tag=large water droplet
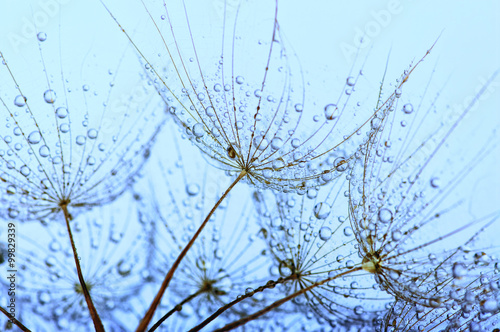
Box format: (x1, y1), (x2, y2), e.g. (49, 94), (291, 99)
(271, 137), (283, 150)
(313, 202), (331, 220)
(452, 262), (467, 279)
(186, 183), (200, 196)
(56, 107), (68, 118)
(37, 32), (47, 42)
(28, 131), (41, 144)
(192, 123), (205, 137)
(39, 145), (50, 157)
(76, 135), (86, 145)
(319, 227), (332, 241)
(402, 103), (413, 114)
(44, 89), (56, 103)
(14, 95), (26, 107)
(235, 76), (245, 84)
(324, 104), (338, 120)
(87, 129), (98, 139)
(378, 208), (393, 223)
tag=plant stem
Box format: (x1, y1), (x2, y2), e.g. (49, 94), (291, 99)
(189, 275), (297, 332)
(61, 205), (105, 332)
(213, 267), (363, 332)
(136, 170), (247, 332)
(149, 290), (204, 332)
(0, 306), (31, 331)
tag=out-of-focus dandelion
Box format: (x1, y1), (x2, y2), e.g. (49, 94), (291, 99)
(0, 193), (149, 331)
(0, 16), (165, 330)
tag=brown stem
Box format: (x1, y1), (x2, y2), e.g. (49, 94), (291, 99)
(214, 267), (363, 332)
(0, 306), (31, 331)
(189, 275), (297, 332)
(149, 290), (204, 332)
(136, 170), (247, 332)
(61, 204), (105, 332)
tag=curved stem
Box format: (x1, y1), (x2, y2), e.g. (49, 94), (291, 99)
(0, 306), (31, 332)
(189, 274), (297, 332)
(214, 267), (363, 332)
(62, 205), (105, 332)
(136, 170), (247, 332)
(149, 290), (204, 332)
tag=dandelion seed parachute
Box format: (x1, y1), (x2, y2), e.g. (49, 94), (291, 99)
(254, 179), (393, 329)
(378, 265), (500, 332)
(0, 17), (166, 222)
(103, 0), (418, 193)
(348, 68), (500, 312)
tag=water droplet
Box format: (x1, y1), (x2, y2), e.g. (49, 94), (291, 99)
(186, 183), (200, 196)
(452, 262), (467, 279)
(395, 88), (402, 98)
(38, 291), (51, 304)
(294, 103), (303, 112)
(402, 103), (413, 114)
(319, 227), (332, 241)
(430, 177), (440, 188)
(271, 217), (282, 228)
(197, 92), (205, 101)
(324, 104), (338, 120)
(76, 135), (86, 145)
(118, 261), (132, 276)
(313, 202), (331, 219)
(236, 76), (244, 84)
(192, 123), (205, 137)
(87, 129), (98, 139)
(20, 165), (30, 177)
(56, 107), (68, 118)
(59, 123), (69, 133)
(8, 207), (19, 219)
(354, 305), (364, 315)
(391, 230), (402, 241)
(43, 89), (56, 103)
(28, 131), (42, 144)
(14, 95), (26, 107)
(213, 84), (222, 92)
(205, 106), (215, 117)
(371, 117), (382, 130)
(346, 76), (355, 86)
(343, 226), (352, 236)
(378, 208), (393, 223)
(481, 298), (498, 312)
(345, 260), (355, 269)
(39, 145), (50, 157)
(272, 158), (285, 171)
(271, 137), (283, 150)
(37, 32), (47, 42)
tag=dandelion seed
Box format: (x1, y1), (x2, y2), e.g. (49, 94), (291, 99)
(253, 179), (392, 327)
(102, 0), (424, 193)
(348, 69), (500, 309)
